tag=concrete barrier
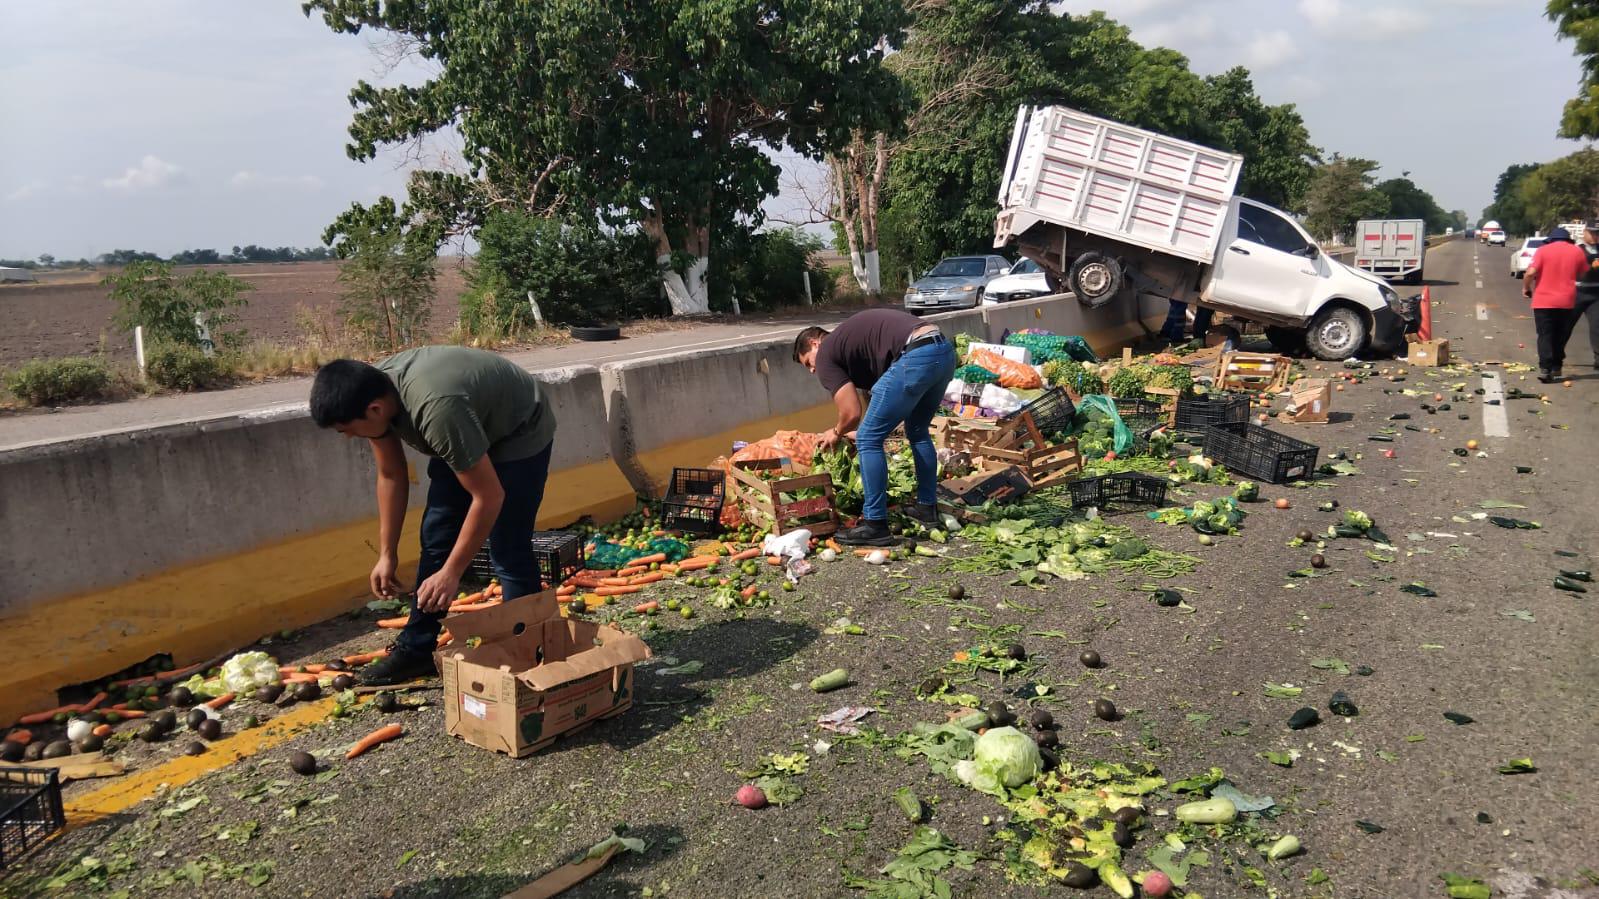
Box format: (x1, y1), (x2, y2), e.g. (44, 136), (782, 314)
(0, 292), (1166, 724)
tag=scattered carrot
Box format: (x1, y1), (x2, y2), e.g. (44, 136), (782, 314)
(455, 591), (486, 605)
(204, 692), (236, 710)
(342, 649), (389, 666)
(110, 703), (130, 711)
(4, 730), (33, 746)
(109, 660), (207, 689)
(79, 692), (108, 712)
(674, 556), (717, 572)
(630, 552), (668, 567)
(826, 539), (842, 553)
(853, 548), (878, 557)
(304, 664), (329, 674)
(766, 555), (783, 565)
(627, 571), (666, 586)
(615, 566), (647, 579)
(594, 585), (643, 597)
(18, 705), (80, 725)
(376, 617), (409, 629)
(111, 709), (147, 720)
(568, 578), (607, 590)
(345, 723), (404, 759)
(91, 724), (114, 739)
(599, 576), (634, 587)
(281, 672), (320, 683)
(953, 651), (971, 662)
(659, 563), (679, 575)
(632, 600), (660, 614)
(556, 585), (577, 597)
(651, 529), (667, 537)
(728, 547), (763, 562)
(740, 584), (759, 599)
(448, 600), (501, 613)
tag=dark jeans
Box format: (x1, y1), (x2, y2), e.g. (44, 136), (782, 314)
(1161, 301), (1213, 342)
(1574, 290), (1599, 363)
(856, 339), (958, 521)
(1534, 308), (1576, 374)
(395, 443), (553, 654)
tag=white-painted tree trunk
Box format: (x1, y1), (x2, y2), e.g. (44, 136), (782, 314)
(658, 253), (710, 315)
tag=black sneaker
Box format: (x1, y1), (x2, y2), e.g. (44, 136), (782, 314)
(357, 648), (437, 687)
(906, 503), (940, 526)
(1538, 369), (1555, 384)
(836, 520), (898, 547)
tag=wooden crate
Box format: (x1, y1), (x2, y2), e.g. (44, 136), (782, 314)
(727, 459), (840, 536)
(931, 417), (1004, 454)
(965, 411), (1085, 489)
(1214, 352), (1292, 393)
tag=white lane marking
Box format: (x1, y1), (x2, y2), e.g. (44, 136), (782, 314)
(1476, 303), (1489, 320)
(1476, 279), (1484, 289)
(1482, 372), (1509, 438)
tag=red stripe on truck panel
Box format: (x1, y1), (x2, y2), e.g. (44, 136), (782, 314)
(1364, 235), (1382, 240)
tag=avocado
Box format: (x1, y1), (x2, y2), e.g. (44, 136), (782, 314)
(325, 659), (350, 672)
(331, 674), (355, 691)
(1310, 553), (1327, 569)
(1006, 642), (1027, 661)
(289, 750), (318, 776)
(74, 735), (105, 754)
(1079, 650), (1102, 669)
(138, 724), (164, 743)
(1288, 707), (1321, 730)
(947, 584), (965, 601)
(22, 741), (46, 761)
(1329, 691), (1358, 717)
(1062, 862), (1098, 888)
(1093, 698), (1118, 721)
(197, 719), (222, 741)
(0, 741), (23, 763)
(1112, 805), (1143, 826)
(185, 709), (208, 731)
(294, 682), (322, 702)
(41, 740), (72, 759)
(918, 677), (945, 696)
(1296, 529), (1315, 542)
(1029, 709), (1054, 730)
(986, 701), (1015, 727)
(183, 741), (206, 756)
(1153, 589), (1181, 607)
(1035, 729), (1059, 749)
(1112, 822), (1134, 848)
(255, 683), (284, 704)
(168, 686), (194, 707)
(375, 692), (400, 714)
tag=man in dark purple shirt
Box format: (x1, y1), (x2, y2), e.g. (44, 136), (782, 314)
(793, 309), (958, 545)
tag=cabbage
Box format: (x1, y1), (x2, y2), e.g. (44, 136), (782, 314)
(218, 651), (281, 694)
(1342, 509), (1373, 532)
(1038, 546), (1087, 581)
(1234, 481), (1259, 502)
(956, 727), (1042, 796)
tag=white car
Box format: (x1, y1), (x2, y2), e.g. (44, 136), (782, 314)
(981, 258), (1054, 304)
(1487, 231), (1507, 246)
(1511, 236), (1546, 278)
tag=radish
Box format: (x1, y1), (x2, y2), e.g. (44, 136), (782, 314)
(734, 784), (768, 809)
(1141, 870), (1173, 897)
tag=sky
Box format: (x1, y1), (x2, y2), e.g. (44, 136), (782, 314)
(0, 0), (1590, 260)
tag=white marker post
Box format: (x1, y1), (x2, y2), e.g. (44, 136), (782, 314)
(526, 291), (545, 327)
(134, 326), (147, 381)
(803, 270), (813, 306)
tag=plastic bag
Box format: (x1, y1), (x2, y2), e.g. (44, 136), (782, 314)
(1075, 394), (1136, 454)
(943, 378), (968, 404)
(979, 383), (1024, 415)
(968, 349), (1042, 389)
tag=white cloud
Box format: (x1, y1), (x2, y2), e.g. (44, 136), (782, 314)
(1298, 0), (1427, 40)
(102, 155), (183, 192)
(229, 170), (324, 191)
(1138, 13), (1218, 50)
(4, 181), (48, 203)
(1243, 31), (1298, 71)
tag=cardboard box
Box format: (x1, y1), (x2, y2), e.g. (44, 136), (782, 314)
(1407, 338), (1450, 367)
(1283, 378), (1331, 424)
(437, 591), (651, 757)
(967, 341), (1031, 365)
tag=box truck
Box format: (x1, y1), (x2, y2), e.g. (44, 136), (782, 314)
(993, 105), (1410, 360)
(1353, 219), (1426, 284)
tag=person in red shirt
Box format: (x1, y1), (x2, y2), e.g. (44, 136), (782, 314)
(1523, 226), (1587, 382)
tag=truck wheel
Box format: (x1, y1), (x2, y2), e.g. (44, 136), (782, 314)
(1305, 306), (1368, 361)
(1068, 252), (1124, 308)
(1265, 326), (1308, 356)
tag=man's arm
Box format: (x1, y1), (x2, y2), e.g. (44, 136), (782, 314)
(820, 383), (864, 448)
(414, 455), (505, 612)
(1524, 266), (1538, 298)
(369, 432), (410, 598)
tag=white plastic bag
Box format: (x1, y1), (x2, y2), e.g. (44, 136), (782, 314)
(943, 378), (968, 404)
(762, 528), (812, 561)
(980, 384), (1024, 415)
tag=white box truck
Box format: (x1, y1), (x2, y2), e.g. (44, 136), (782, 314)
(993, 105), (1411, 360)
(1353, 219), (1426, 284)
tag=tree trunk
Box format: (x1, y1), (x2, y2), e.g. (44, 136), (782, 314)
(644, 214), (711, 315)
(829, 133), (886, 297)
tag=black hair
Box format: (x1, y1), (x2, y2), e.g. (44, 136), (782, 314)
(793, 326), (830, 363)
(309, 359), (393, 427)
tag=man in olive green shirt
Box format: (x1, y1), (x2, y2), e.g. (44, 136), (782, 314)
(310, 346), (557, 685)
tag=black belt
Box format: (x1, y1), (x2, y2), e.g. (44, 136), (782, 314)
(904, 332), (947, 353)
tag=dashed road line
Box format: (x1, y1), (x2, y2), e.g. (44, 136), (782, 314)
(1476, 303), (1489, 320)
(1476, 279), (1484, 289)
(1481, 372), (1510, 438)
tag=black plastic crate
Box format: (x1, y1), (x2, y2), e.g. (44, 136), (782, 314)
(467, 530), (586, 589)
(1203, 422), (1320, 484)
(0, 767), (63, 869)
(1003, 387), (1076, 438)
(661, 467), (726, 536)
(1067, 473), (1169, 513)
(1113, 397), (1166, 437)
(1175, 392), (1250, 433)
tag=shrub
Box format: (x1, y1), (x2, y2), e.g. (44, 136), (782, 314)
(712, 227), (834, 312)
(102, 260), (252, 349)
(145, 343), (231, 391)
(5, 357), (114, 406)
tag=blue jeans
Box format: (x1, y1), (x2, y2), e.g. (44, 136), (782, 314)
(1162, 301), (1213, 341)
(855, 340), (958, 521)
(395, 444), (553, 654)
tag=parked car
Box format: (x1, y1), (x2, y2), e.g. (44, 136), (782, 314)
(993, 105), (1412, 360)
(981, 258), (1055, 304)
(903, 255), (1012, 312)
(1487, 230), (1506, 246)
(1511, 236), (1546, 278)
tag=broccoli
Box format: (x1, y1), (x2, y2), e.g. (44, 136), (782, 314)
(1234, 481), (1260, 502)
(1109, 538), (1150, 560)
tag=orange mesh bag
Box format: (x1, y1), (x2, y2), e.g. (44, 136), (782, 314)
(968, 349), (1042, 389)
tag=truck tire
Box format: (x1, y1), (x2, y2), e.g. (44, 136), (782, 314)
(1068, 252), (1124, 308)
(1265, 326), (1308, 356)
(1305, 306), (1368, 361)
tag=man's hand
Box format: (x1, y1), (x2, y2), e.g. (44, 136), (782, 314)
(369, 555), (406, 599)
(819, 427), (841, 449)
(414, 569), (462, 613)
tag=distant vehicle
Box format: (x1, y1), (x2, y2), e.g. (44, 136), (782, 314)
(1557, 221), (1586, 235)
(1487, 231), (1507, 246)
(981, 257), (1054, 304)
(903, 254), (1012, 312)
(993, 104), (1410, 360)
(1352, 219), (1426, 284)
(1446, 227), (1455, 236)
(1511, 236), (1546, 278)
(1479, 220), (1503, 244)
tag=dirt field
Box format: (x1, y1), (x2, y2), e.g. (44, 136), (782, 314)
(0, 261), (471, 370)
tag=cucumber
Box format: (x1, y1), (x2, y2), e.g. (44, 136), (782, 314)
(1267, 834), (1301, 860)
(1175, 797), (1237, 824)
(1099, 861), (1134, 899)
(893, 786), (924, 823)
(1554, 576), (1588, 593)
(1559, 569), (1593, 583)
(950, 709), (989, 731)
(808, 668), (849, 692)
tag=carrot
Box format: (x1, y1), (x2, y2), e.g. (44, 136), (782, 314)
(281, 672), (320, 683)
(18, 705), (80, 725)
(91, 724), (114, 739)
(345, 723), (404, 759)
(600, 576), (634, 587)
(627, 571), (666, 586)
(659, 563), (679, 575)
(595, 585), (643, 597)
(567, 577), (607, 589)
(556, 585), (577, 597)
(740, 584), (759, 599)
(110, 709), (146, 720)
(342, 649), (389, 666)
(651, 529), (667, 537)
(853, 548), (878, 557)
(826, 539), (842, 553)
(79, 692), (108, 712)
(4, 730), (33, 745)
(304, 664), (329, 674)
(455, 591), (486, 605)
(376, 617), (409, 629)
(448, 600), (500, 613)
(632, 600), (660, 614)
(110, 660), (207, 689)
(674, 556), (717, 572)
(110, 703), (130, 711)
(615, 566), (647, 579)
(766, 555), (783, 565)
(204, 692), (235, 710)
(728, 547), (763, 562)
(630, 553), (668, 567)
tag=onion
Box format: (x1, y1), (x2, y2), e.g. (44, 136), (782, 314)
(66, 719), (94, 743)
(864, 550), (890, 565)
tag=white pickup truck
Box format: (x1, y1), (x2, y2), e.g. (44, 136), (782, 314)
(993, 105), (1411, 360)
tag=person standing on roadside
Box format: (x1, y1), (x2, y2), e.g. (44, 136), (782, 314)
(793, 309), (957, 546)
(1522, 227), (1587, 383)
(1573, 223), (1599, 369)
(309, 346), (557, 686)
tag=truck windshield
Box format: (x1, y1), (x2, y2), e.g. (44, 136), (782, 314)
(1236, 205), (1311, 256)
(928, 258), (986, 277)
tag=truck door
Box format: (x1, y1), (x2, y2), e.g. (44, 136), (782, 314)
(1211, 201), (1322, 319)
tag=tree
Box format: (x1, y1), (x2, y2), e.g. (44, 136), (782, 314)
(332, 198), (439, 351)
(102, 261), (252, 348)
(1374, 177), (1452, 233)
(305, 0), (908, 316)
(37, 254), (54, 267)
(1516, 148), (1599, 227)
(1483, 162), (1542, 234)
(1302, 155), (1389, 243)
(1547, 0), (1599, 138)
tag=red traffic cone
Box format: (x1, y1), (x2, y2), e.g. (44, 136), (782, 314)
(1418, 286), (1432, 341)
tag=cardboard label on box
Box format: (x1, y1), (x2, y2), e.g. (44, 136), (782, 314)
(1285, 378), (1331, 424)
(967, 341), (1031, 365)
(1407, 338), (1450, 367)
(436, 590), (651, 757)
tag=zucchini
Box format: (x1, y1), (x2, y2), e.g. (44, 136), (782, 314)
(1559, 569), (1593, 583)
(1267, 834), (1301, 860)
(1175, 797), (1237, 824)
(808, 668), (849, 692)
(1553, 576), (1588, 594)
(950, 709), (989, 731)
(1099, 862), (1134, 899)
(893, 786), (924, 823)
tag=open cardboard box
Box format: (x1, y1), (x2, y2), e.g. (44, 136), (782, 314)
(436, 590), (651, 757)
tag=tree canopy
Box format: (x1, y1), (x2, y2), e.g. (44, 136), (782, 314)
(1547, 0), (1599, 139)
(1303, 155), (1390, 243)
